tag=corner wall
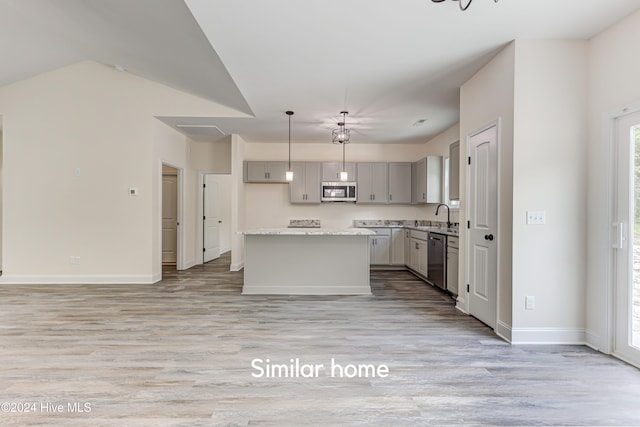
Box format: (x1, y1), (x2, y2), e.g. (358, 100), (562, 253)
(587, 9), (640, 352)
(0, 60), (244, 283)
(511, 40), (588, 343)
(459, 42), (515, 335)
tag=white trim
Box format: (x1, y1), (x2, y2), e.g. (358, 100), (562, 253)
(465, 119), (500, 331)
(510, 328), (586, 345)
(160, 161), (185, 271)
(455, 297), (468, 314)
(0, 275), (158, 284)
(183, 258), (197, 270)
(198, 171), (232, 266)
(242, 285), (371, 295)
(496, 320), (512, 342)
(584, 330), (603, 353)
(230, 261), (244, 272)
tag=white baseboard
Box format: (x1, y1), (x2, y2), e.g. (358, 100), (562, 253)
(510, 327), (586, 345)
(0, 274), (157, 285)
(455, 297), (468, 314)
(182, 259), (197, 270)
(230, 261), (244, 271)
(496, 320), (512, 342)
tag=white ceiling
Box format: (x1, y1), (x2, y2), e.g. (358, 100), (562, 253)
(2, 0), (640, 144)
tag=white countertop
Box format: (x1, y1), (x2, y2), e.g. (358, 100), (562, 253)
(241, 228), (376, 236)
(360, 224), (459, 236)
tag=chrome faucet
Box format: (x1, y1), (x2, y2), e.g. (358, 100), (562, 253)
(435, 203), (452, 229)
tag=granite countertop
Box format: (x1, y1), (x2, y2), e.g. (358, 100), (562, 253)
(241, 228), (376, 236)
(353, 220), (459, 236)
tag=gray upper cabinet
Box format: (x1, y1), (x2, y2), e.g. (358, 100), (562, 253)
(244, 161), (288, 183)
(449, 141), (460, 201)
(357, 163), (388, 203)
(290, 162), (321, 204)
(413, 156), (443, 204)
(388, 163), (412, 204)
(321, 162), (357, 182)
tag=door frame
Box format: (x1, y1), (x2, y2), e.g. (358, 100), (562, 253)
(160, 161), (184, 271)
(197, 172), (230, 265)
(464, 118), (501, 333)
(611, 107), (640, 367)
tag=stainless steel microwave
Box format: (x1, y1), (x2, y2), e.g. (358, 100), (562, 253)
(321, 182), (357, 202)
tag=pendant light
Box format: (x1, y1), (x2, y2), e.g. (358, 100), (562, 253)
(332, 111), (351, 144)
(332, 111), (351, 181)
(285, 110), (294, 181)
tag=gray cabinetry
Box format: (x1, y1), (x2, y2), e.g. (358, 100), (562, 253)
(447, 236), (459, 296)
(404, 229), (412, 266)
(244, 161), (288, 183)
(391, 228), (405, 265)
(409, 230), (429, 277)
(357, 163), (388, 203)
(290, 162), (321, 203)
(369, 228), (391, 265)
(322, 162), (357, 182)
(413, 156), (443, 204)
(388, 163), (412, 204)
(449, 141), (460, 201)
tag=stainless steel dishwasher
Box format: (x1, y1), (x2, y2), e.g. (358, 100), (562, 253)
(427, 232), (446, 290)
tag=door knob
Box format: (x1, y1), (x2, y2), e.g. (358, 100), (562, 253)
(484, 234), (494, 241)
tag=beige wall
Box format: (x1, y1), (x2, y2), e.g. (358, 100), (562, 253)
(231, 134), (247, 270)
(587, 9), (640, 352)
(0, 60), (243, 283)
(459, 42), (515, 334)
(0, 130), (3, 269)
(512, 40), (588, 339)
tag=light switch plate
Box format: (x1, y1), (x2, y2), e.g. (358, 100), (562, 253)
(525, 296), (536, 310)
(526, 211), (546, 225)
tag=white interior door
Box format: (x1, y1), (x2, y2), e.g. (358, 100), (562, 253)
(614, 111), (640, 368)
(162, 174), (178, 264)
(467, 124), (498, 329)
(203, 174), (221, 263)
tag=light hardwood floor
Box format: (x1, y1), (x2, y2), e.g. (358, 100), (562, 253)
(1, 253), (640, 426)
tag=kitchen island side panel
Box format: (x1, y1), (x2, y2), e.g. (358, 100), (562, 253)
(243, 234), (371, 295)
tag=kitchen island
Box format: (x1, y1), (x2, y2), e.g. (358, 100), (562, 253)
(241, 228), (375, 295)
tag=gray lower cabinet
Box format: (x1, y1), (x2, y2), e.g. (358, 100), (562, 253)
(289, 162), (321, 203)
(447, 236), (459, 296)
(409, 230), (429, 277)
(322, 162), (357, 182)
(357, 163), (388, 203)
(413, 156), (443, 204)
(404, 229), (412, 266)
(391, 228), (405, 265)
(370, 228), (391, 265)
(244, 161), (288, 183)
(388, 163), (412, 204)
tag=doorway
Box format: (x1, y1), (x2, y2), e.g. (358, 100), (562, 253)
(199, 173), (232, 265)
(613, 111), (640, 368)
(467, 122), (499, 330)
(162, 164), (180, 267)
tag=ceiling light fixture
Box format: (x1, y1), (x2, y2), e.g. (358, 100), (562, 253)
(332, 111), (351, 181)
(285, 111), (294, 182)
(431, 0), (498, 12)
(332, 111), (351, 144)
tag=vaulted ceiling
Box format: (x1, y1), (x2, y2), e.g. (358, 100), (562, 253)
(1, 0), (640, 143)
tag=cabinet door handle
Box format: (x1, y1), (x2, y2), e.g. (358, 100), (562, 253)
(415, 243), (419, 250)
(389, 194), (392, 201)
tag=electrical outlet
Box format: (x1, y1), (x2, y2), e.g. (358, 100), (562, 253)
(526, 211), (546, 225)
(525, 296), (536, 310)
(70, 256), (81, 265)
